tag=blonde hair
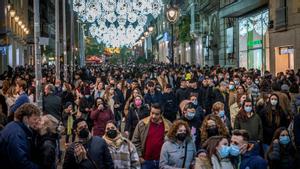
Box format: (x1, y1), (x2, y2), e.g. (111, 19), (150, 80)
(212, 101), (224, 113)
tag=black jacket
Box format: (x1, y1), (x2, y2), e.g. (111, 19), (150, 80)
(125, 104), (149, 140)
(162, 92), (178, 122)
(63, 136), (114, 169)
(43, 93), (62, 120)
(33, 133), (58, 169)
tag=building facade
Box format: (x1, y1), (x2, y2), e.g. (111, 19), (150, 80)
(269, 0), (300, 74)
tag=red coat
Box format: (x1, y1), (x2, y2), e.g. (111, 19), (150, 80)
(90, 107), (114, 136)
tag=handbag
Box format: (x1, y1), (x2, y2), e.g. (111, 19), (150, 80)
(182, 141), (188, 168)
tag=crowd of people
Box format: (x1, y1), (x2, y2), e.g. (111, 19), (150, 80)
(0, 63), (300, 169)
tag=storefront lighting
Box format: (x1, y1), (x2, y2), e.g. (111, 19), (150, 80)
(21, 24), (25, 29)
(166, 5), (180, 24)
(144, 31), (149, 37)
(25, 30), (29, 34)
(10, 9), (16, 17)
(18, 21), (22, 26)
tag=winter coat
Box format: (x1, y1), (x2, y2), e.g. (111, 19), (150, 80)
(0, 121), (39, 169)
(175, 88), (189, 106)
(159, 138), (196, 169)
(273, 91), (291, 117)
(161, 92), (178, 122)
(61, 91), (75, 107)
(33, 133), (58, 169)
(43, 93), (62, 120)
(267, 142), (296, 169)
(144, 91), (163, 105)
(63, 136), (114, 169)
(132, 116), (172, 157)
(199, 86), (214, 115)
(230, 102), (240, 129)
(90, 107), (114, 136)
(125, 104), (149, 140)
(291, 94), (300, 116)
(211, 154), (234, 169)
(258, 106), (288, 144)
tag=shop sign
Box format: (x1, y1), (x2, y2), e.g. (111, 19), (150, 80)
(247, 40), (262, 47)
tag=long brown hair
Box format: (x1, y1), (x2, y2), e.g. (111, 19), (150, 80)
(237, 97), (253, 122)
(202, 136), (228, 163)
(167, 120), (191, 141)
(264, 93), (282, 127)
(200, 114), (229, 143)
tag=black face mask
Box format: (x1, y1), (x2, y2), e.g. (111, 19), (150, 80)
(79, 128), (89, 139)
(106, 129), (118, 139)
(207, 128), (219, 137)
(176, 133), (187, 141)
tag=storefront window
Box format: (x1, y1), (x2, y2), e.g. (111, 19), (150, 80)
(238, 10), (269, 71)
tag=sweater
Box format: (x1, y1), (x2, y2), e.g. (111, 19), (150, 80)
(234, 113), (263, 141)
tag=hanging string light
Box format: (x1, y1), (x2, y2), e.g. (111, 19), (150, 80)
(73, 0), (163, 47)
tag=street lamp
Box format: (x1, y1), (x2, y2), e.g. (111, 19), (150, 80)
(10, 9), (16, 17)
(166, 4), (180, 65)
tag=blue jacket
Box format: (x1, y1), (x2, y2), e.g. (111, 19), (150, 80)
(10, 92), (29, 113)
(0, 121), (39, 169)
(236, 143), (267, 169)
(144, 91), (163, 105)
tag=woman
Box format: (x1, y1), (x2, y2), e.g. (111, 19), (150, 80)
(201, 136), (234, 169)
(266, 127), (296, 169)
(93, 81), (105, 99)
(159, 120), (196, 169)
(230, 94), (247, 128)
(5, 86), (18, 113)
(90, 97), (114, 136)
(125, 95), (149, 139)
(259, 94), (288, 144)
(234, 98), (263, 142)
(103, 121), (140, 169)
(211, 102), (231, 130)
(228, 81), (237, 107)
(200, 114), (229, 144)
(124, 88), (142, 117)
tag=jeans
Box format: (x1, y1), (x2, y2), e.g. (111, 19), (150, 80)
(141, 160), (160, 169)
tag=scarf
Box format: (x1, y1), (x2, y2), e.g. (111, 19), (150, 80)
(103, 134), (123, 149)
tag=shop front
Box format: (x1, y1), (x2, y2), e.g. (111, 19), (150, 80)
(238, 10), (269, 72)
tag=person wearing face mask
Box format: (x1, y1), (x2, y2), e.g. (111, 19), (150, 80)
(63, 118), (114, 169)
(230, 94), (247, 129)
(230, 129), (267, 169)
(266, 127), (296, 169)
(234, 98), (263, 142)
(213, 81), (230, 118)
(199, 136), (234, 169)
(258, 94), (288, 145)
(90, 98), (114, 137)
(189, 93), (205, 120)
(181, 102), (202, 151)
(200, 114), (229, 144)
(125, 95), (149, 140)
(159, 120), (196, 169)
(0, 103), (41, 169)
(61, 83), (75, 108)
(103, 121), (140, 169)
(212, 102), (231, 131)
(228, 81), (237, 107)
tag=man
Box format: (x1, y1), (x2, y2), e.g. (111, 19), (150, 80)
(9, 80), (29, 121)
(0, 103), (41, 169)
(213, 81), (230, 117)
(230, 129), (267, 169)
(161, 84), (178, 122)
(43, 84), (62, 120)
(144, 81), (163, 106)
(175, 79), (189, 105)
(63, 118), (114, 169)
(132, 103), (172, 169)
(198, 77), (214, 115)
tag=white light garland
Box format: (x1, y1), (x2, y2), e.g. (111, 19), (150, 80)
(73, 0), (163, 47)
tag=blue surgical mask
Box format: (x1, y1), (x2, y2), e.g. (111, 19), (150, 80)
(192, 100), (198, 106)
(244, 106), (252, 113)
(218, 145), (230, 158)
(229, 84), (235, 90)
(186, 112), (195, 120)
(279, 136), (290, 145)
(218, 110), (225, 118)
(229, 145), (240, 156)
